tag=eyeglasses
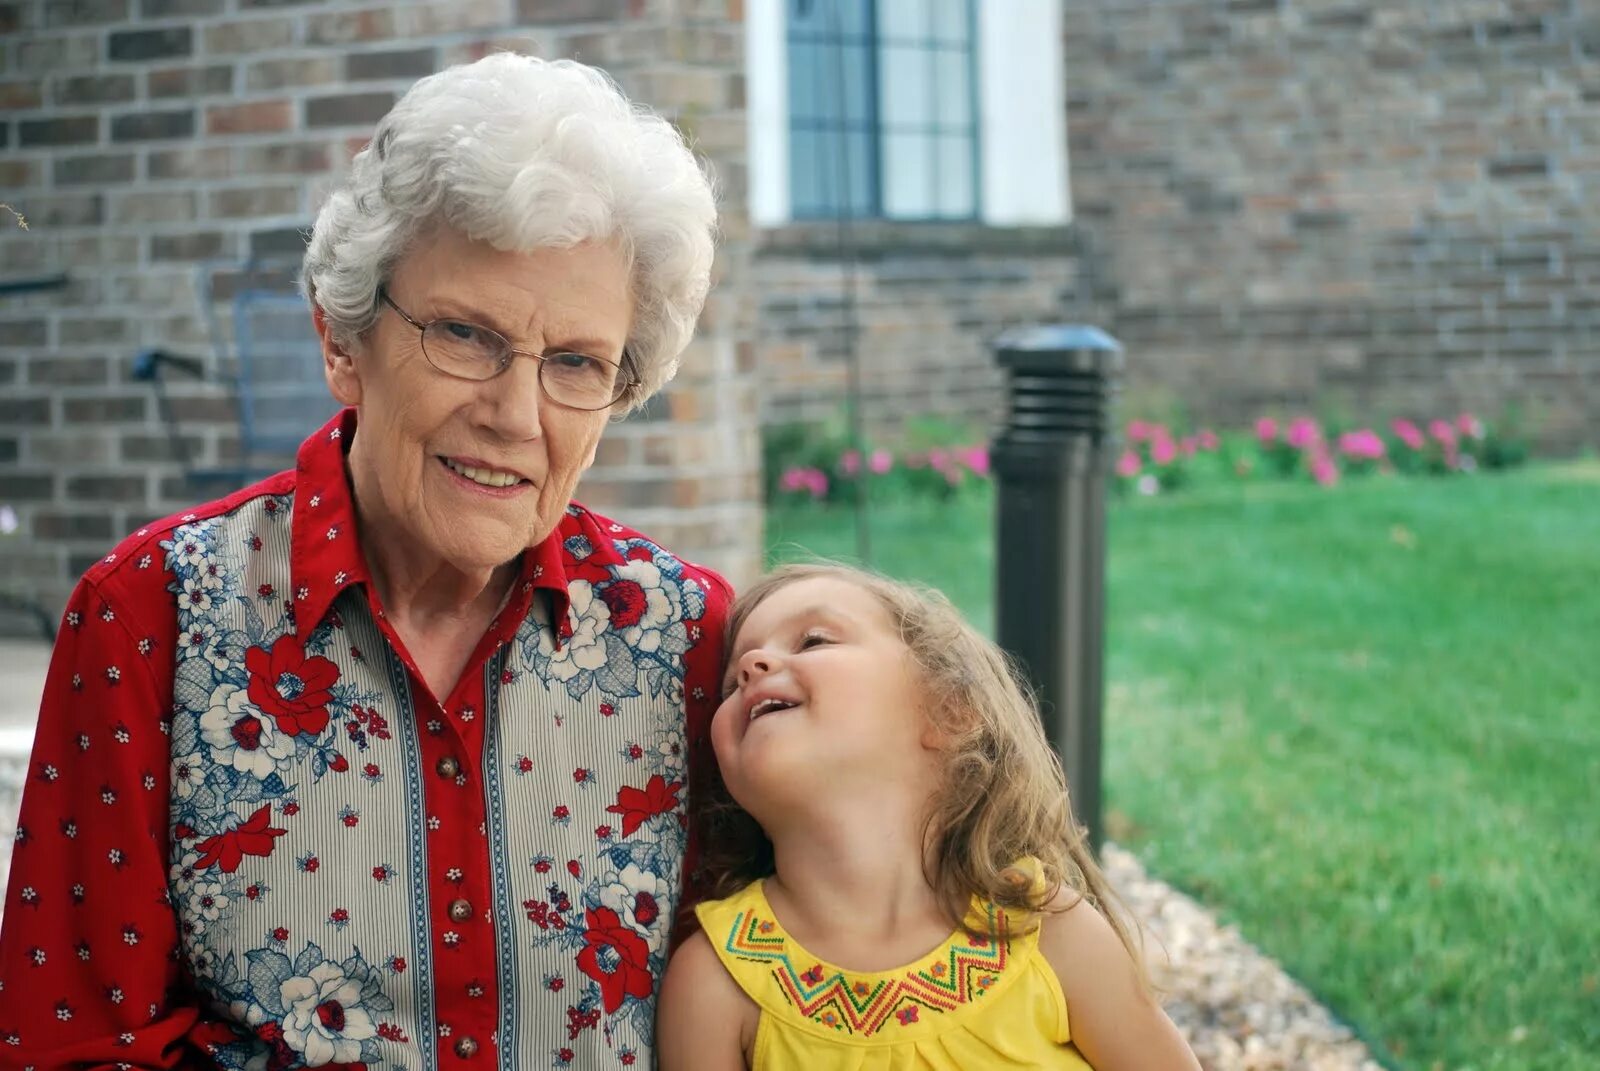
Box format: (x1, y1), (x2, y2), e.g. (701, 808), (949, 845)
(378, 288), (635, 412)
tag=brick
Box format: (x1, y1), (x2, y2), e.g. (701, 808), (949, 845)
(206, 100), (293, 135)
(250, 226), (310, 257)
(61, 317), (135, 345)
(120, 432), (204, 463)
(53, 74), (137, 105)
(44, 0), (128, 26)
(19, 115), (98, 148)
(245, 56), (342, 92)
(517, 0), (626, 22)
(147, 145), (232, 181)
(13, 194), (105, 227)
(33, 512), (115, 542)
(304, 91), (395, 128)
(109, 26), (193, 62)
(0, 397), (51, 425)
(305, 7), (394, 45)
(53, 153), (137, 186)
(27, 356), (109, 387)
(232, 140), (333, 176)
(240, 0), (320, 6)
(112, 189), (198, 224)
(1487, 154), (1549, 179)
(165, 395), (237, 422)
(0, 440), (18, 464)
(148, 64), (235, 98)
(18, 35), (101, 73)
(151, 231), (226, 260)
(111, 109), (196, 142)
(345, 47), (437, 81)
(0, 320), (48, 347)
(0, 80), (43, 110)
(63, 396), (147, 423)
(208, 186), (300, 218)
(140, 0), (224, 12)
(203, 17), (295, 55)
(2, 475), (54, 502)
(27, 434), (115, 465)
(66, 474), (147, 504)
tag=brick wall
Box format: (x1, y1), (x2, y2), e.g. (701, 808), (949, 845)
(752, 223), (1082, 436)
(1065, 0), (1600, 445)
(0, 0), (761, 633)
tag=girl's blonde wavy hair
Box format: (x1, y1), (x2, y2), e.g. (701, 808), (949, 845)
(691, 561), (1147, 981)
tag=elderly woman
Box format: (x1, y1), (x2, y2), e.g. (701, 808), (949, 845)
(0, 55), (728, 1068)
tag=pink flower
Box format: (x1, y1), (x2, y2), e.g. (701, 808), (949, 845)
(1310, 452), (1340, 487)
(1198, 430), (1220, 451)
(1391, 419), (1425, 450)
(1428, 419), (1457, 448)
(839, 450), (861, 476)
(927, 448), (949, 472)
(1150, 436), (1178, 466)
(957, 446), (990, 477)
(1337, 429), (1386, 461)
(1286, 417), (1321, 450)
(1180, 436), (1198, 457)
(1456, 412), (1485, 439)
(1115, 450), (1142, 478)
(868, 449), (892, 475)
(1256, 417), (1279, 444)
(1126, 420), (1154, 443)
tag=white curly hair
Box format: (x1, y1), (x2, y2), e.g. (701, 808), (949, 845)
(302, 53), (718, 409)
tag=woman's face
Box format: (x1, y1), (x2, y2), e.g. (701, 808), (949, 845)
(320, 227), (633, 574)
(711, 576), (939, 823)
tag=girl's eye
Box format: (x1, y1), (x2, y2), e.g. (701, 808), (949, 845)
(797, 632), (829, 651)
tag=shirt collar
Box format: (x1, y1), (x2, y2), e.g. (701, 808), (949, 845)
(288, 407), (599, 646)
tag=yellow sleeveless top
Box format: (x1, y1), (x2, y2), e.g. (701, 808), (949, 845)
(694, 878), (1093, 1070)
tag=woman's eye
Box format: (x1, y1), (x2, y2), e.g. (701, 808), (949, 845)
(441, 321), (485, 343)
(798, 632), (829, 650)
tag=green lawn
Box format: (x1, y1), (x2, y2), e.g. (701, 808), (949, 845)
(765, 464), (1600, 1071)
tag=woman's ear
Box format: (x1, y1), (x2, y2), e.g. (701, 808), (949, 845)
(313, 303), (363, 407)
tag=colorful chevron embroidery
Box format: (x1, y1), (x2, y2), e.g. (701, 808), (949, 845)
(721, 900), (1011, 1037)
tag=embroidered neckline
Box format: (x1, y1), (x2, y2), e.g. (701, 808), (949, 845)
(720, 880), (1018, 1040)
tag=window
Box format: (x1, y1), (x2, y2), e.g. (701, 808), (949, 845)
(749, 0), (1070, 228)
(785, 0), (980, 221)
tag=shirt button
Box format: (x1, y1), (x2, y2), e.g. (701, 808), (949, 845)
(448, 898), (473, 922)
(454, 1036), (479, 1059)
(436, 756), (460, 779)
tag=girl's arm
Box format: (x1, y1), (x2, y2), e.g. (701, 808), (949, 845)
(1038, 892), (1203, 1071)
(657, 928), (758, 1071)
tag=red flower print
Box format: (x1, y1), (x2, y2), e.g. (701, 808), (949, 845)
(801, 964), (825, 986)
(567, 860), (582, 879)
(194, 806), (287, 873)
(174, 822), (197, 841)
(621, 1053), (637, 1066)
(595, 825), (612, 840)
(600, 703), (616, 717)
(576, 908), (653, 1014)
(282, 802), (300, 817)
(389, 956), (406, 974)
(896, 1006), (920, 1026)
(534, 858), (553, 874)
(258, 583), (274, 598)
(516, 756), (534, 774)
(599, 580), (648, 629)
(605, 774), (683, 837)
(245, 635), (340, 737)
(566, 1003), (601, 1039)
(328, 753), (349, 773)
(271, 927), (289, 942)
(548, 975), (565, 991)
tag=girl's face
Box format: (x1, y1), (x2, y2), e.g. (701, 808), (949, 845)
(712, 576), (941, 822)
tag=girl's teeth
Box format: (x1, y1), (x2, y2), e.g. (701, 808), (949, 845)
(446, 459), (520, 487)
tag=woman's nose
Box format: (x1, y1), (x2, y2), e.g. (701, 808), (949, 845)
(479, 357), (545, 441)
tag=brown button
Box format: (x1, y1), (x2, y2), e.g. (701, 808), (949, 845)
(448, 898), (473, 922)
(454, 1036), (479, 1059)
(435, 756), (460, 779)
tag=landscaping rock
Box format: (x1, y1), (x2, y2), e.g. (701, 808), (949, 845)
(1104, 843), (1385, 1071)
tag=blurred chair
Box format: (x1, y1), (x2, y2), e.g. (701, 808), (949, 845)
(133, 262), (337, 486)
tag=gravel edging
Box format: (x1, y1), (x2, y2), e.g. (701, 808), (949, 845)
(1103, 843), (1386, 1071)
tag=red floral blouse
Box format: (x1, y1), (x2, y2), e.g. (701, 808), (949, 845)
(0, 408), (730, 1070)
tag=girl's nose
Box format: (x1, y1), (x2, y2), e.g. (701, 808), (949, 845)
(737, 649), (774, 686)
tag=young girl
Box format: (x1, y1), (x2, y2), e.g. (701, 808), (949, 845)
(658, 563), (1200, 1070)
